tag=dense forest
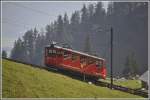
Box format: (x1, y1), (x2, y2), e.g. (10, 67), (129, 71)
(10, 2), (148, 77)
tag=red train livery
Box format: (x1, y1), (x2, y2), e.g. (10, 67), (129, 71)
(44, 43), (107, 79)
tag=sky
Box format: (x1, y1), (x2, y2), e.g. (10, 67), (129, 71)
(2, 1), (109, 57)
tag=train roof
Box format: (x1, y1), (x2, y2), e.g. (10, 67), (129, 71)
(45, 45), (105, 61)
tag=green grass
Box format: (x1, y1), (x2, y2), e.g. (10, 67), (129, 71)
(99, 78), (142, 89)
(2, 59), (143, 98)
(114, 80), (141, 89)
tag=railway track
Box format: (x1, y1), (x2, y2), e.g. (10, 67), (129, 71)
(94, 80), (148, 98)
(2, 58), (148, 98)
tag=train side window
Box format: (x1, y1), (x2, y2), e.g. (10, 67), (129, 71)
(72, 54), (78, 61)
(80, 56), (86, 63)
(96, 60), (103, 68)
(88, 58), (95, 65)
(57, 51), (63, 56)
(57, 51), (60, 55)
(63, 51), (70, 58)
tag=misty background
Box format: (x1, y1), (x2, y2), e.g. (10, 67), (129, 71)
(2, 1), (108, 56)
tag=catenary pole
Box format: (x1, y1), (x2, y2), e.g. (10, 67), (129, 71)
(110, 27), (113, 89)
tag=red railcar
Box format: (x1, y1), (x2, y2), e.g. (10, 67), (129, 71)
(44, 44), (107, 79)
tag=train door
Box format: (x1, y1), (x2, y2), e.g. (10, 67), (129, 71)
(71, 53), (80, 68)
(80, 56), (87, 69)
(82, 57), (96, 75)
(56, 49), (63, 65)
(62, 50), (72, 65)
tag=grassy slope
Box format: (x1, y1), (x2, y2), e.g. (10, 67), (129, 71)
(2, 59), (142, 98)
(114, 80), (141, 89)
(99, 79), (142, 89)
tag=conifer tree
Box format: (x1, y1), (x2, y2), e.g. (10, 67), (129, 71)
(2, 50), (7, 58)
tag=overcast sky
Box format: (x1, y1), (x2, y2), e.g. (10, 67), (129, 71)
(2, 1), (109, 57)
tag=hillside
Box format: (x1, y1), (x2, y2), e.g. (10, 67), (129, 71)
(2, 59), (143, 98)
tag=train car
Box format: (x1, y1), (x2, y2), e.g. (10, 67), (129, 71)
(44, 43), (107, 80)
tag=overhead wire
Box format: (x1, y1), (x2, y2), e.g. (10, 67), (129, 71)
(2, 18), (31, 29)
(2, 3), (54, 31)
(7, 2), (52, 17)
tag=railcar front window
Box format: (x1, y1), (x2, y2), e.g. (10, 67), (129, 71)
(52, 50), (56, 54)
(49, 50), (52, 54)
(47, 49), (56, 57)
(47, 49), (52, 56)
